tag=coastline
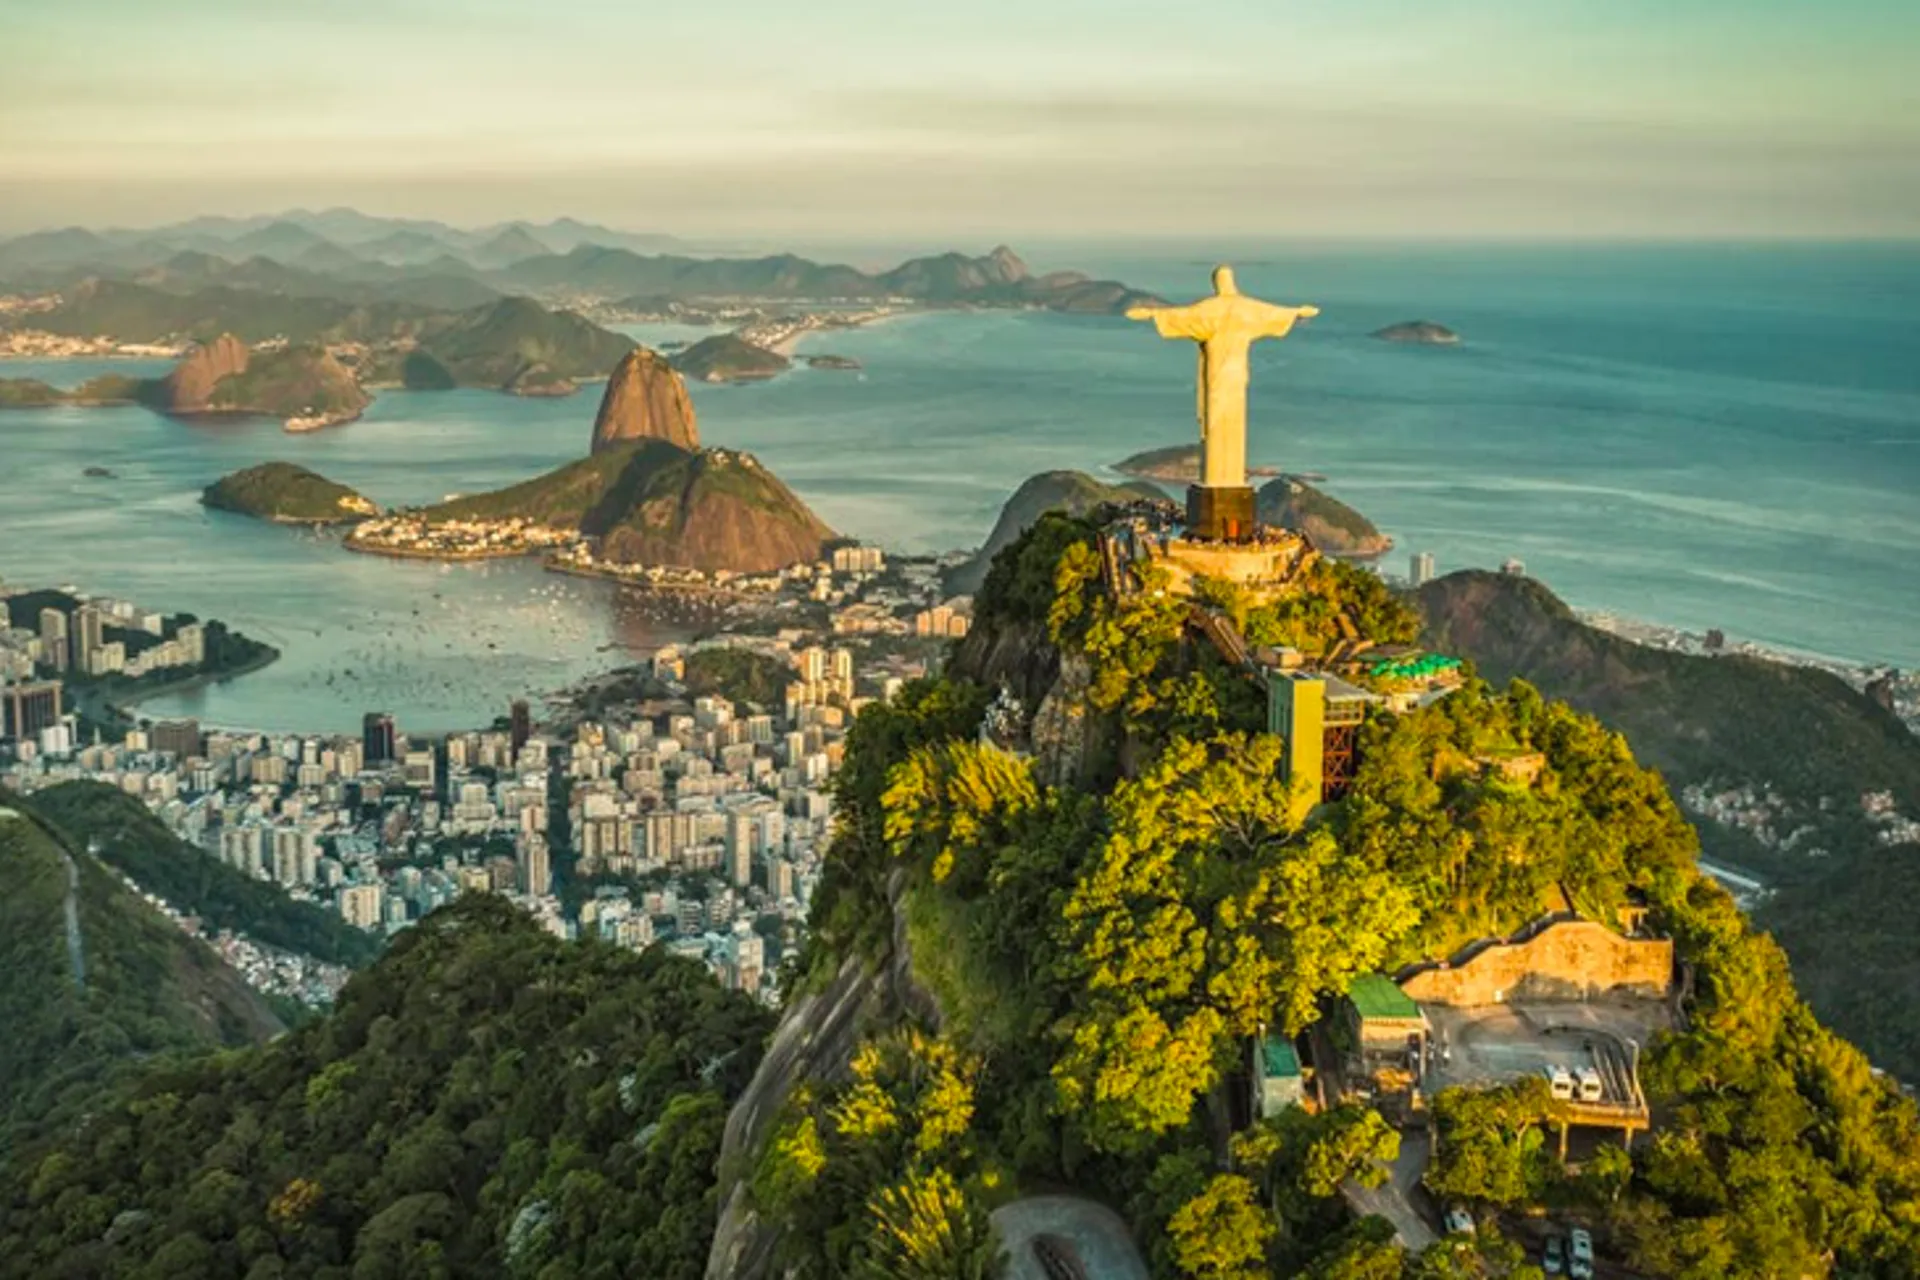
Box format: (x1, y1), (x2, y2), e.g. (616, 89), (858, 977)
(341, 539), (537, 563)
(759, 307), (904, 358)
(88, 646), (284, 719)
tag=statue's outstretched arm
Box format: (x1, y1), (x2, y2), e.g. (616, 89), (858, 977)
(1257, 303), (1319, 339)
(1128, 303), (1211, 340)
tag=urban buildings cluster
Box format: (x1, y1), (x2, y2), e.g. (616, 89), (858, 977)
(1, 581), (214, 754)
(0, 611), (911, 1006)
(345, 515), (583, 560)
(0, 329), (182, 359)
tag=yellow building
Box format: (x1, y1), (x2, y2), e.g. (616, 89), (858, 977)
(1268, 669), (1379, 809)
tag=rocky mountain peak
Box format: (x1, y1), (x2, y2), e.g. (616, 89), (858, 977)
(986, 245), (1029, 283)
(158, 333), (250, 411)
(590, 347), (698, 454)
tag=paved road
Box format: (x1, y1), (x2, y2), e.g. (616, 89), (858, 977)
(993, 1196), (1150, 1280)
(1343, 1129), (1437, 1251)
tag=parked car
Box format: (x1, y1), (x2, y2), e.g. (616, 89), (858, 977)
(1032, 1234), (1088, 1280)
(1569, 1226), (1595, 1279)
(1576, 1065), (1604, 1102)
(1544, 1064), (1575, 1101)
(1543, 1234), (1567, 1275)
(1443, 1205), (1475, 1236)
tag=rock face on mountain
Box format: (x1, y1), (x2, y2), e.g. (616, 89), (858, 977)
(209, 346), (369, 426)
(157, 332), (250, 411)
(1256, 475), (1392, 559)
(946, 470), (1166, 596)
(591, 347), (699, 453)
(151, 336), (368, 426)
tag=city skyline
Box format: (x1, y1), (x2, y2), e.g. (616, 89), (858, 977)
(5, 0), (1917, 240)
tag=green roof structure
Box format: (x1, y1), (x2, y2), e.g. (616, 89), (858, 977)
(1348, 972), (1421, 1022)
(1262, 1036), (1303, 1079)
(1367, 652), (1465, 682)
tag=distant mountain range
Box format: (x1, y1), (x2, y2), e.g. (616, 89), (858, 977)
(0, 209), (686, 279)
(0, 212), (1158, 318)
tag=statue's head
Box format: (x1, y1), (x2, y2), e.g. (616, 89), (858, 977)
(1212, 264), (1239, 295)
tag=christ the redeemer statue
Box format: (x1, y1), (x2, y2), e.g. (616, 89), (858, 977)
(1128, 265), (1318, 542)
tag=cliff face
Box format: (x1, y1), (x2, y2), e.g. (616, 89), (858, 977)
(590, 347), (699, 453)
(707, 873), (942, 1279)
(207, 345), (370, 424)
(157, 332), (250, 411)
(594, 448), (833, 575)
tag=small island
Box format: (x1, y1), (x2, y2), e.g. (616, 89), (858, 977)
(202, 462), (379, 525)
(1113, 443), (1279, 483)
(671, 333), (792, 384)
(1372, 319), (1461, 346)
(805, 354), (862, 371)
(0, 374), (144, 408)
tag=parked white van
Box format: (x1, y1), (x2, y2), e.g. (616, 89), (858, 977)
(1543, 1065), (1575, 1101)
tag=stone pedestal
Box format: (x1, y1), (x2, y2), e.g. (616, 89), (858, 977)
(1186, 484), (1256, 543)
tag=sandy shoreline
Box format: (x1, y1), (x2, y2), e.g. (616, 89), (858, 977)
(761, 307), (906, 357)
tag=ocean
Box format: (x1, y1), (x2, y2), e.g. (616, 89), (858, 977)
(1, 242), (1915, 732)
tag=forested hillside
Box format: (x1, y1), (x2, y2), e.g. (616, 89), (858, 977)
(742, 513), (1920, 1279)
(0, 796), (280, 1159)
(0, 895), (771, 1279)
(28, 781), (381, 968)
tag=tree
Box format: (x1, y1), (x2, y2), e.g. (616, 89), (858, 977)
(1425, 1080), (1560, 1209)
(1164, 1174), (1274, 1280)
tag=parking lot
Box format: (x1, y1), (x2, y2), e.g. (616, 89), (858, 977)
(1422, 999), (1669, 1107)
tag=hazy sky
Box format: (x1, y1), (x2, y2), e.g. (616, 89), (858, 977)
(3, 0), (1916, 239)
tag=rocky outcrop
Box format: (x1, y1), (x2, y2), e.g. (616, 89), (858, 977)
(590, 347), (698, 453)
(707, 873), (939, 1279)
(157, 333), (249, 411)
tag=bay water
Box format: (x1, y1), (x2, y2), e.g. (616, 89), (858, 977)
(1, 243), (1913, 732)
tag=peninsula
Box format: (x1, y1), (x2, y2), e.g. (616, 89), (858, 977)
(348, 350), (832, 575)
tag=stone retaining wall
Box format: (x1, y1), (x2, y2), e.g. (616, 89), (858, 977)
(1400, 921), (1672, 1006)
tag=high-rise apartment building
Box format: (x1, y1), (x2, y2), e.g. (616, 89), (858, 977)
(39, 609), (68, 673)
(152, 718), (202, 759)
(72, 605), (104, 671)
(362, 712), (397, 765)
(1, 680), (63, 740)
